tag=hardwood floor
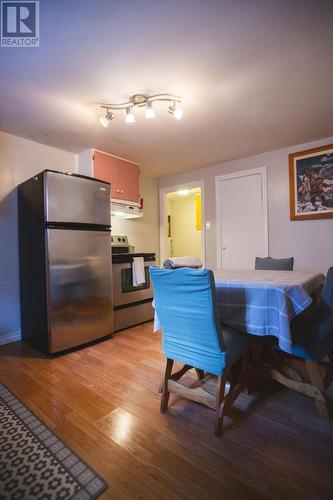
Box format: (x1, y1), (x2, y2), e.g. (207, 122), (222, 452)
(1, 321), (333, 499)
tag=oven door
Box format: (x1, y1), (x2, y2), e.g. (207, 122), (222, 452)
(113, 261), (155, 306)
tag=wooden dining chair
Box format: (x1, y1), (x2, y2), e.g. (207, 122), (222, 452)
(255, 256), (294, 271)
(268, 266), (333, 417)
(150, 266), (250, 436)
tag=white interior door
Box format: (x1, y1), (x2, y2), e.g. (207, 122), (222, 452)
(216, 168), (268, 269)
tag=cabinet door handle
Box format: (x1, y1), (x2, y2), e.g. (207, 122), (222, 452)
(121, 190), (124, 194)
(116, 189), (120, 193)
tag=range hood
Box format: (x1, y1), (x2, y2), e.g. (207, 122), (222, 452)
(111, 200), (143, 219)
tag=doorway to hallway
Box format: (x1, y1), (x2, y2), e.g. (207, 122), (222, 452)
(160, 182), (205, 265)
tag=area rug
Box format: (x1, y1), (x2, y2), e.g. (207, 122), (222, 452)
(0, 382), (108, 499)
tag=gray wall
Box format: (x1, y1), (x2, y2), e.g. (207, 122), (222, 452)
(159, 136), (333, 273)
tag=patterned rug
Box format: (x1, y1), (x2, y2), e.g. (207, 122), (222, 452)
(0, 383), (108, 499)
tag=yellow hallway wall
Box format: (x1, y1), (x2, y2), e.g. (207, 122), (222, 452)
(167, 193), (202, 259)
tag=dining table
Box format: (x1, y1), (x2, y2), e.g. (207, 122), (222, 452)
(214, 269), (325, 354)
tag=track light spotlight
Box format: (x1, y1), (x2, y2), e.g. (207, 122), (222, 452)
(145, 101), (156, 119)
(168, 102), (183, 120)
(99, 111), (113, 127)
(99, 116), (108, 127)
(125, 107), (135, 123)
(173, 106), (183, 120)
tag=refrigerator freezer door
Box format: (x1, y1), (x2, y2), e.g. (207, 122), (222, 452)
(46, 228), (113, 352)
(45, 171), (110, 226)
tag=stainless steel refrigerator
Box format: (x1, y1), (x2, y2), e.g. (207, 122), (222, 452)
(18, 170), (113, 353)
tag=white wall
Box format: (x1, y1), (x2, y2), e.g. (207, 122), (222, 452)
(0, 131), (77, 345)
(159, 136), (333, 273)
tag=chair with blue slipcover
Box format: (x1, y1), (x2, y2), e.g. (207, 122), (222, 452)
(269, 266), (333, 417)
(255, 256), (294, 271)
(150, 266), (250, 436)
(251, 256), (295, 392)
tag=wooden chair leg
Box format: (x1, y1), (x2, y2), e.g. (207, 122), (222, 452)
(305, 360), (331, 418)
(159, 363), (193, 393)
(195, 368), (205, 380)
(215, 375), (227, 436)
(324, 352), (333, 389)
(160, 358), (174, 413)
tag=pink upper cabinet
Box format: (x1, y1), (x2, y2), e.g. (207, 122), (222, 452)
(117, 159), (140, 204)
(93, 151), (140, 204)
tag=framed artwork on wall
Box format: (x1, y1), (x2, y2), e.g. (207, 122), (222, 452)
(289, 144), (333, 220)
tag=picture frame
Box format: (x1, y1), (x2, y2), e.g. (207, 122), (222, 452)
(289, 144), (333, 220)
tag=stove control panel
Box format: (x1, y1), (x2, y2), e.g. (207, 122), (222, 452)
(111, 235), (128, 248)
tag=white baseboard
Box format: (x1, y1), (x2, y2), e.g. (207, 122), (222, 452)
(0, 331), (22, 346)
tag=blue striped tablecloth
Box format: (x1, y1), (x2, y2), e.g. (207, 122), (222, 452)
(214, 270), (325, 353)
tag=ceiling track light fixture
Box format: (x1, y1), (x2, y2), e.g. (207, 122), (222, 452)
(98, 93), (183, 125)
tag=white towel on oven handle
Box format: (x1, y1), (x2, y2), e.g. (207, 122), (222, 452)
(132, 257), (146, 286)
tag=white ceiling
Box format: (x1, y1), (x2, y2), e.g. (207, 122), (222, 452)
(1, 0), (333, 177)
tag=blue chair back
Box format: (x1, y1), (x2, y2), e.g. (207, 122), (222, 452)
(255, 256), (294, 271)
(316, 266), (333, 340)
(150, 267), (226, 374)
